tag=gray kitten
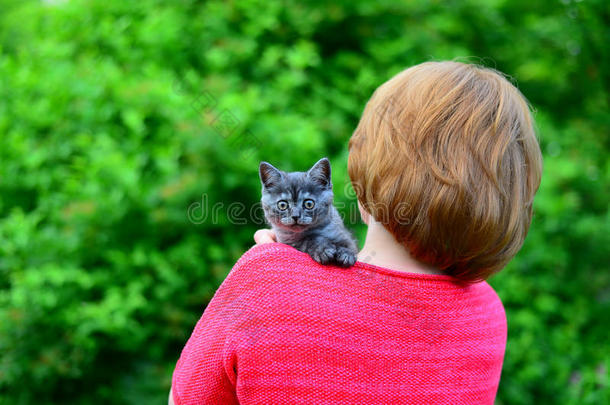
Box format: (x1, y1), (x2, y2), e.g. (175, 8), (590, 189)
(259, 158), (358, 267)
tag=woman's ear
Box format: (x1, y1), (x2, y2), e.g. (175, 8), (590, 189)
(358, 200), (371, 225)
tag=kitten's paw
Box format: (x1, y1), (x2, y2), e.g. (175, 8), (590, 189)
(310, 245), (337, 265)
(335, 247), (357, 267)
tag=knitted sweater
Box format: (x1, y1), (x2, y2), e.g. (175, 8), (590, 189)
(172, 243), (506, 404)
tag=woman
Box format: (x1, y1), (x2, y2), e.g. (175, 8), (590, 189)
(170, 61), (543, 404)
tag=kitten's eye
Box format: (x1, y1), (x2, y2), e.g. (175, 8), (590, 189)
(277, 200), (289, 211)
(303, 199), (315, 209)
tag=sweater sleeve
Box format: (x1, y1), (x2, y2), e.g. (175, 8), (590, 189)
(171, 245), (268, 405)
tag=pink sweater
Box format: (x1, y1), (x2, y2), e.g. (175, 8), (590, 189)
(172, 243), (506, 404)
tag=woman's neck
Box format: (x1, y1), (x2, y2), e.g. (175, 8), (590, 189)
(357, 219), (445, 275)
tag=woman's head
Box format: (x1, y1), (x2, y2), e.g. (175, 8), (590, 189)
(348, 61), (543, 282)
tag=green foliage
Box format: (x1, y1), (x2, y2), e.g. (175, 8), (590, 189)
(0, 0), (608, 403)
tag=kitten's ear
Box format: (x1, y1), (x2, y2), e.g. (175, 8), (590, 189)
(259, 161), (283, 189)
(307, 157), (331, 188)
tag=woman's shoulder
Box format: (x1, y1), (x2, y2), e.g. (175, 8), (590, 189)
(473, 280), (505, 308)
(224, 242), (315, 288)
(465, 280), (507, 327)
(234, 242), (310, 273)
(210, 243), (322, 314)
(231, 244), (506, 320)
(237, 242), (303, 263)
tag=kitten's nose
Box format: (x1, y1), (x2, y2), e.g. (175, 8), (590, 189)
(291, 209), (300, 221)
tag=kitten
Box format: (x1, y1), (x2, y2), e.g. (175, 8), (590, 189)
(259, 158), (358, 267)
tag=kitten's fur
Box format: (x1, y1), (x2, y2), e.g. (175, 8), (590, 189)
(259, 158), (358, 267)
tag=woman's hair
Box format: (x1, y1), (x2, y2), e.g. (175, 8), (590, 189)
(348, 61), (543, 282)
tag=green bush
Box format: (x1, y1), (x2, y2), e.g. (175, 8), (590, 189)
(0, 0), (607, 403)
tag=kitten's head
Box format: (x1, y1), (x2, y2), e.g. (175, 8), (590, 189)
(259, 158), (334, 232)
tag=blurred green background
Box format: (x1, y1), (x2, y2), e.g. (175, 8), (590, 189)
(0, 0), (608, 403)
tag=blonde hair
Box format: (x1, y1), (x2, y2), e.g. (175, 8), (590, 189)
(348, 61), (543, 282)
